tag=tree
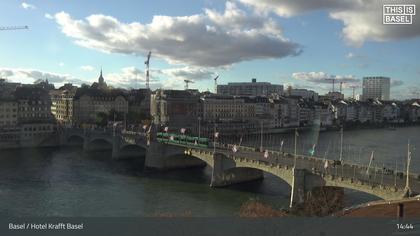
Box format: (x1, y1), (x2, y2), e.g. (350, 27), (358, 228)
(95, 112), (108, 127)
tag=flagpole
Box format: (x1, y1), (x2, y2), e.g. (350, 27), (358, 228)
(339, 126), (343, 162)
(394, 159), (398, 188)
(198, 117), (201, 140)
(406, 139), (411, 190)
(213, 123), (216, 155)
(260, 121), (263, 152)
(294, 128), (298, 168)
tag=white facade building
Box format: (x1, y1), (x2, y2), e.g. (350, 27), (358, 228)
(217, 79), (283, 97)
(362, 77), (391, 101)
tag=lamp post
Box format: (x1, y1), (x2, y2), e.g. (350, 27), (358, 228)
(198, 117), (201, 140)
(406, 140), (412, 191)
(339, 126), (344, 162)
(294, 128), (298, 168)
(259, 121), (264, 152)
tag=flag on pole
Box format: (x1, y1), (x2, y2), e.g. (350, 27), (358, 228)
(232, 145), (238, 153)
(309, 143), (316, 156)
(214, 132), (219, 138)
(113, 121), (122, 127)
(324, 159), (329, 169)
(180, 128), (186, 134)
(170, 135), (174, 141)
(147, 124), (152, 134)
(264, 150), (269, 158)
(142, 124), (148, 131)
(194, 140), (198, 146)
(164, 126), (169, 132)
(295, 129), (299, 137)
(366, 151), (375, 175)
(280, 140), (284, 148)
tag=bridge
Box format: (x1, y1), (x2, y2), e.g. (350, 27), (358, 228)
(59, 128), (418, 208)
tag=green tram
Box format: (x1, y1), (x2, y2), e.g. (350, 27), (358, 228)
(156, 132), (210, 148)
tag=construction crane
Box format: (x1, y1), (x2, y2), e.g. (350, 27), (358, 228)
(184, 79), (194, 90)
(349, 85), (359, 100)
(144, 51), (151, 90)
(325, 78), (336, 92)
(0, 25), (29, 31)
(213, 75), (219, 94)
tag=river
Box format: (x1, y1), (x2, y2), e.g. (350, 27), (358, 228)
(0, 127), (419, 217)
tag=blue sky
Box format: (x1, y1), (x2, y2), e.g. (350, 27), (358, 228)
(0, 0), (419, 99)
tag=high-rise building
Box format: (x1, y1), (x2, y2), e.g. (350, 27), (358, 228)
(362, 76), (390, 101)
(217, 78), (283, 97)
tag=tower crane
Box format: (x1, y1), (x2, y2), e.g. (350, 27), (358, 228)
(349, 85), (359, 100)
(144, 51), (151, 90)
(325, 78), (336, 92)
(184, 79), (194, 90)
(0, 25), (29, 31)
(213, 75), (219, 94)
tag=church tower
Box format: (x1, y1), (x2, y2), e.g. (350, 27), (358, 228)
(97, 68), (107, 89)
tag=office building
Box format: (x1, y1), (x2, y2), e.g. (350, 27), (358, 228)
(217, 78), (283, 97)
(362, 77), (391, 101)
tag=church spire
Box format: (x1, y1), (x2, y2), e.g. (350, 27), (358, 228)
(97, 66), (107, 89)
(98, 67), (104, 84)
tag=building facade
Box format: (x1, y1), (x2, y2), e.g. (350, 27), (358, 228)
(217, 79), (283, 97)
(0, 100), (18, 128)
(362, 77), (391, 101)
(50, 85), (77, 126)
(150, 90), (200, 132)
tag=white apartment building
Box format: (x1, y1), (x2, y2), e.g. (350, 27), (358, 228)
(217, 79), (283, 97)
(362, 76), (391, 101)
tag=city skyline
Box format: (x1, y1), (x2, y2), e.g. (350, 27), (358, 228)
(0, 0), (419, 99)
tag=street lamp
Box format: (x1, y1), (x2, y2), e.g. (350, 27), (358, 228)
(260, 121), (263, 152)
(198, 117), (201, 140)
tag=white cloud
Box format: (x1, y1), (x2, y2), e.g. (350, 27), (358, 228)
(104, 66), (215, 89)
(45, 13), (54, 19)
(237, 0), (420, 47)
(0, 67), (84, 85)
(391, 79), (404, 87)
(157, 66), (217, 90)
(292, 71), (360, 86)
(345, 52), (354, 59)
(105, 67), (150, 89)
(21, 2), (36, 10)
(53, 2), (301, 67)
(59, 62), (65, 67)
(80, 65), (95, 71)
(158, 66), (216, 81)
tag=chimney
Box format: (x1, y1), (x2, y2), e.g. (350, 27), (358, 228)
(252, 78), (257, 83)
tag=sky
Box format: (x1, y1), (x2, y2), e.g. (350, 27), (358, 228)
(0, 0), (419, 99)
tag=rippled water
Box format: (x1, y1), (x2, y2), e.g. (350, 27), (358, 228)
(2, 126), (418, 217)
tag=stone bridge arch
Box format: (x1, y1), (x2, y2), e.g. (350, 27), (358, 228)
(66, 134), (85, 146)
(114, 143), (148, 160)
(84, 137), (113, 152)
(186, 148), (408, 207)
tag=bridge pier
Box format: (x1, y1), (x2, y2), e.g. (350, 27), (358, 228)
(290, 168), (306, 208)
(210, 153), (264, 187)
